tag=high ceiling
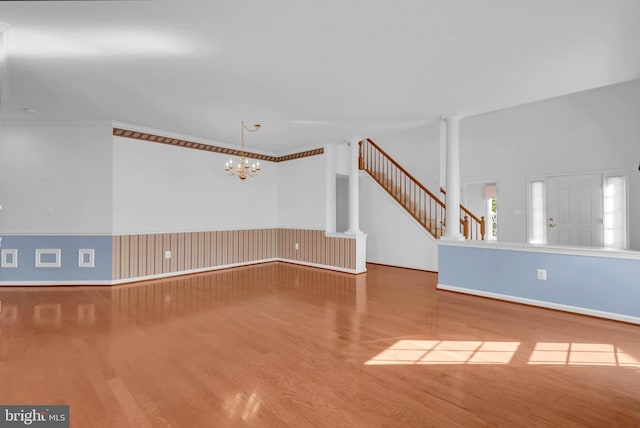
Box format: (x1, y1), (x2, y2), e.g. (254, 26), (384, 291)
(1, 0), (639, 154)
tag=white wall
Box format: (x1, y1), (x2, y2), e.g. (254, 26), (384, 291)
(359, 122), (442, 269)
(0, 123), (113, 234)
(361, 174), (438, 271)
(369, 122), (441, 194)
(360, 123), (442, 270)
(335, 174), (349, 233)
(113, 136), (278, 233)
(461, 79), (640, 249)
(276, 154), (325, 229)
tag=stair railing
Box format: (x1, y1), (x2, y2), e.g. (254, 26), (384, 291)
(439, 187), (486, 240)
(359, 139), (445, 239)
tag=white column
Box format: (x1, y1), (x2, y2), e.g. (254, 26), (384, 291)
(346, 138), (362, 234)
(439, 118), (447, 191)
(442, 116), (465, 240)
(324, 143), (336, 234)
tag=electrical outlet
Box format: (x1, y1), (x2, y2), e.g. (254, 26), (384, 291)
(537, 269), (547, 280)
(164, 250), (172, 259)
(295, 243), (299, 250)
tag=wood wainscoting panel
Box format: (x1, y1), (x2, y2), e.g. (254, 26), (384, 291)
(113, 229), (281, 281)
(112, 228), (355, 281)
(276, 229), (356, 270)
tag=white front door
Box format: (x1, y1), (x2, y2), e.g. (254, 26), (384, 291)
(546, 173), (603, 246)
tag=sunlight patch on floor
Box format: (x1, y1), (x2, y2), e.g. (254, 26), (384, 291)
(528, 343), (640, 367)
(364, 340), (520, 366)
(365, 340), (640, 367)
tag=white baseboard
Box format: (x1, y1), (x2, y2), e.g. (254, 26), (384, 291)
(0, 258), (361, 287)
(278, 258), (364, 274)
(110, 258), (280, 285)
(437, 283), (640, 325)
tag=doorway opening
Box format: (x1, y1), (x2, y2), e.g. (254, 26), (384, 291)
(465, 182), (498, 240)
(528, 172), (627, 248)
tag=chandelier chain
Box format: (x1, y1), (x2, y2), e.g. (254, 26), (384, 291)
(225, 121), (261, 180)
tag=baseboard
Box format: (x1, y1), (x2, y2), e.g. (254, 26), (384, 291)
(277, 258), (363, 274)
(110, 259), (280, 285)
(0, 258), (361, 287)
(437, 283), (640, 325)
(366, 262), (437, 274)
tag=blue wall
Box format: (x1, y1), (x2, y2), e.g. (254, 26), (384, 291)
(0, 236), (112, 282)
(438, 244), (640, 321)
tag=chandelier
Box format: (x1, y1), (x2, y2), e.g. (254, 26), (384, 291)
(225, 121), (262, 180)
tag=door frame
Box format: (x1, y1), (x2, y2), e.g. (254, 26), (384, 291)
(464, 180), (500, 241)
(526, 169), (629, 247)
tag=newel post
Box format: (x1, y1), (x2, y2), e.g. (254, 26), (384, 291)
(480, 216), (486, 240)
(463, 215), (470, 239)
(358, 140), (364, 170)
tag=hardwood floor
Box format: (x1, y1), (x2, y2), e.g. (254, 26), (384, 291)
(0, 262), (639, 427)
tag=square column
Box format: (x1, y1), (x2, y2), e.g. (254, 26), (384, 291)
(346, 138), (362, 235)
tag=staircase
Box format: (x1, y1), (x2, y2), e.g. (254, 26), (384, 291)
(359, 138), (485, 240)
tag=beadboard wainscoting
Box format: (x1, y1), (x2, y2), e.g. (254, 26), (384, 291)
(112, 229), (278, 281)
(112, 228), (359, 283)
(277, 229), (356, 272)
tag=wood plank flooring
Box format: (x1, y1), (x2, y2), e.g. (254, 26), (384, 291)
(0, 262), (639, 427)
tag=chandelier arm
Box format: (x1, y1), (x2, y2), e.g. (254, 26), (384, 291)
(225, 120), (261, 180)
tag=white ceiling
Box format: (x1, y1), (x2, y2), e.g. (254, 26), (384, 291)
(1, 0), (639, 153)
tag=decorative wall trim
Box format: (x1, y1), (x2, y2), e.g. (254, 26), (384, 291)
(78, 249), (95, 268)
(35, 249), (61, 268)
(1, 249), (18, 268)
(276, 148), (324, 162)
(113, 128), (324, 162)
(0, 235), (112, 282)
(437, 283), (640, 326)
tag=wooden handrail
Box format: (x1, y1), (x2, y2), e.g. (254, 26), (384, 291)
(366, 139), (445, 208)
(439, 187), (484, 224)
(361, 138), (486, 240)
(360, 138), (446, 239)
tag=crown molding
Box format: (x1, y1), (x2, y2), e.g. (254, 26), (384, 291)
(113, 127), (324, 162)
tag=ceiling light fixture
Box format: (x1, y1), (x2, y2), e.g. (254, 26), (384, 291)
(225, 121), (262, 180)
